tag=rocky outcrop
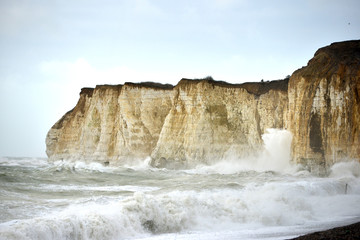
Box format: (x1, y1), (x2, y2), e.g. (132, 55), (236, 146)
(288, 40), (360, 171)
(46, 83), (173, 164)
(150, 79), (288, 168)
(46, 40), (360, 170)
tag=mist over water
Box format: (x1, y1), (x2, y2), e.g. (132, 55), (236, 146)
(1, 129), (360, 240)
(204, 129), (295, 174)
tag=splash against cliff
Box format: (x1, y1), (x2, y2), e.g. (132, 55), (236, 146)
(46, 40), (360, 171)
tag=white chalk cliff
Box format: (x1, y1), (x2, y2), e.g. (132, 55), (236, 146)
(46, 40), (360, 170)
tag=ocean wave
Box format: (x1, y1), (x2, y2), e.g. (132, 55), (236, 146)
(1, 175), (360, 240)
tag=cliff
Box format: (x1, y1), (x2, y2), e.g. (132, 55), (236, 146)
(46, 83), (173, 164)
(150, 78), (288, 168)
(288, 40), (360, 171)
(46, 40), (360, 170)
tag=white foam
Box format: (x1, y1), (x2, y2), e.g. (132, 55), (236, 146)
(1, 152), (360, 239)
(51, 160), (118, 173)
(2, 174), (360, 240)
(50, 157), (155, 173)
(123, 157), (153, 171)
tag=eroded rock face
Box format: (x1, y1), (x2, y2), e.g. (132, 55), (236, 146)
(46, 40), (360, 170)
(150, 79), (288, 168)
(46, 83), (173, 164)
(288, 40), (360, 171)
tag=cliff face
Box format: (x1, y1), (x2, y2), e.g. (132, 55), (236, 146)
(46, 83), (173, 164)
(150, 79), (288, 168)
(288, 40), (360, 170)
(46, 40), (360, 170)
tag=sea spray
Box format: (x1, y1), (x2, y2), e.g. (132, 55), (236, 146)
(330, 161), (360, 179)
(1, 158), (360, 239)
(192, 128), (296, 174)
(260, 128), (293, 172)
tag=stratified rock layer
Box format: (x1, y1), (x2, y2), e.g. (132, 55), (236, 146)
(150, 79), (288, 168)
(288, 40), (360, 171)
(46, 40), (360, 170)
(46, 83), (173, 164)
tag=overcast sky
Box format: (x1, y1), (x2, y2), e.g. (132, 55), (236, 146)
(0, 0), (359, 157)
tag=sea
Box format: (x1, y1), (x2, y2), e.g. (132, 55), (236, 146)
(1, 129), (360, 240)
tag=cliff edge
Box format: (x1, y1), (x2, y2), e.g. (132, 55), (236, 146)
(288, 40), (360, 171)
(46, 40), (360, 170)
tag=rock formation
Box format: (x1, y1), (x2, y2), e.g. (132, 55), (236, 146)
(46, 40), (360, 170)
(288, 40), (360, 171)
(46, 83), (173, 164)
(150, 79), (289, 168)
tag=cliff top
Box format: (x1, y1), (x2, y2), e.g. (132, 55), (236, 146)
(79, 78), (288, 97)
(293, 40), (360, 78)
(314, 40), (360, 59)
(124, 82), (174, 90)
(77, 40), (360, 96)
(80, 88), (94, 97)
(80, 82), (174, 96)
(178, 77), (289, 96)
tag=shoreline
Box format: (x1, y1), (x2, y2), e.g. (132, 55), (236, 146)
(290, 222), (360, 239)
